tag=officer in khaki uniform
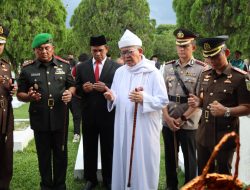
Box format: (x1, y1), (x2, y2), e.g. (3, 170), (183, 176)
(17, 33), (75, 190)
(188, 36), (250, 175)
(162, 28), (206, 190)
(0, 24), (17, 190)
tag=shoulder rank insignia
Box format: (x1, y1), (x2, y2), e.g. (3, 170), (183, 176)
(54, 55), (69, 64)
(0, 58), (10, 65)
(22, 60), (34, 67)
(194, 59), (206, 67)
(232, 66), (247, 75)
(165, 60), (176, 65)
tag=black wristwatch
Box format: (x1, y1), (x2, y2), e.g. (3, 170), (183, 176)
(224, 107), (231, 117)
(181, 115), (187, 121)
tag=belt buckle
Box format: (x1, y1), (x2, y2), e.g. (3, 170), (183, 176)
(0, 99), (5, 108)
(48, 98), (54, 107)
(205, 110), (209, 119)
(176, 95), (180, 103)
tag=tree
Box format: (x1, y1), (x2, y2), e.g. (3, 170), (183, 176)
(173, 0), (250, 56)
(152, 24), (177, 62)
(70, 0), (155, 58)
(0, 0), (67, 73)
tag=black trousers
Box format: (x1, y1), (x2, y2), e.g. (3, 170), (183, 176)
(0, 132), (13, 190)
(69, 96), (82, 135)
(162, 127), (197, 188)
(197, 142), (235, 175)
(34, 129), (68, 190)
(82, 122), (114, 186)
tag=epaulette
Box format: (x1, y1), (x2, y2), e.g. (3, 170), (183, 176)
(202, 67), (212, 73)
(54, 55), (70, 64)
(0, 58), (10, 65)
(194, 59), (206, 67)
(232, 66), (247, 75)
(165, 60), (175, 65)
(22, 60), (34, 67)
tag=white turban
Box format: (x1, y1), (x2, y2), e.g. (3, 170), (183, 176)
(118, 29), (142, 49)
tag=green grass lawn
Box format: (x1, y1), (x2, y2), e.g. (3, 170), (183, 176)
(11, 103), (184, 190)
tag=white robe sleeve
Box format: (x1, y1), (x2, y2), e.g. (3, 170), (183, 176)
(107, 69), (119, 112)
(107, 89), (117, 112)
(142, 70), (168, 113)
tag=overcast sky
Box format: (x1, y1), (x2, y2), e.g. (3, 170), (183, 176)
(63, 0), (176, 27)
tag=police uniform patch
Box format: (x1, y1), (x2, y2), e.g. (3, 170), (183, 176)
(246, 80), (250, 91)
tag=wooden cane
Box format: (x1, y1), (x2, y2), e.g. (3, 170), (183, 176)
(127, 87), (143, 187)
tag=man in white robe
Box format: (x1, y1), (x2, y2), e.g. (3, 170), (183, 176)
(104, 30), (169, 190)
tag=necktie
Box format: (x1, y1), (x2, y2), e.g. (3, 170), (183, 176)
(94, 61), (100, 82)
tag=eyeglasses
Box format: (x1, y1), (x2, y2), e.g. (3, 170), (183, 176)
(120, 49), (137, 56)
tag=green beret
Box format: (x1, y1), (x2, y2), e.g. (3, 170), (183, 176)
(32, 33), (53, 49)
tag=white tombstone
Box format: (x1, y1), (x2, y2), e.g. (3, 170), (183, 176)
(74, 136), (102, 181)
(234, 116), (250, 184)
(13, 124), (33, 152)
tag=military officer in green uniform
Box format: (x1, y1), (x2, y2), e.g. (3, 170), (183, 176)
(17, 33), (75, 190)
(188, 35), (250, 175)
(0, 24), (17, 190)
(162, 28), (206, 190)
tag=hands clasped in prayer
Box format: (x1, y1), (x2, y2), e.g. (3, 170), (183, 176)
(188, 94), (227, 117)
(83, 81), (106, 93)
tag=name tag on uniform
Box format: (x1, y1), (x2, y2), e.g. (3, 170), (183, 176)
(31, 73), (40, 77)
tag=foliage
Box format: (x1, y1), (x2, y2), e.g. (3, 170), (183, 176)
(70, 0), (155, 59)
(57, 28), (82, 58)
(173, 0), (250, 57)
(152, 24), (177, 62)
(0, 0), (67, 73)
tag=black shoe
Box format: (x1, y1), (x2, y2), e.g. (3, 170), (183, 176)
(83, 181), (97, 190)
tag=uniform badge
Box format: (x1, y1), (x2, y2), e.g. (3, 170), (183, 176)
(204, 43), (211, 51)
(224, 79), (231, 84)
(168, 82), (172, 88)
(31, 73), (40, 77)
(205, 74), (211, 79)
(55, 68), (65, 75)
(246, 80), (250, 91)
(177, 31), (184, 38)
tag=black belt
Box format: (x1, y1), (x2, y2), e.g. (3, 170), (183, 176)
(168, 95), (188, 104)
